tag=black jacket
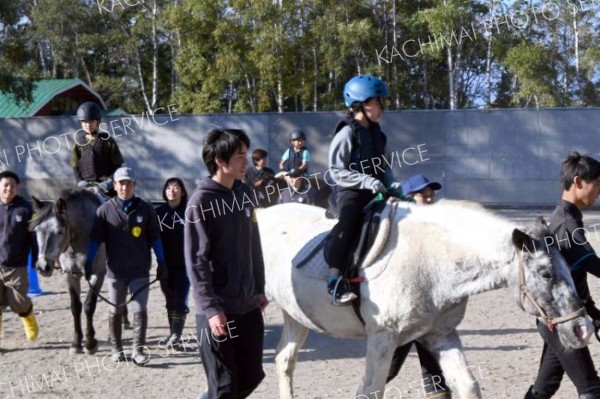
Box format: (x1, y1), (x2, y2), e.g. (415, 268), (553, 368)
(548, 199), (600, 314)
(0, 196), (37, 267)
(156, 201), (186, 270)
(91, 196), (160, 279)
(184, 177), (265, 319)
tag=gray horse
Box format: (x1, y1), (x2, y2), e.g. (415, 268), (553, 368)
(258, 200), (593, 399)
(30, 189), (106, 355)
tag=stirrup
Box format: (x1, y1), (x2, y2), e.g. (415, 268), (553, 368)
(329, 277), (358, 306)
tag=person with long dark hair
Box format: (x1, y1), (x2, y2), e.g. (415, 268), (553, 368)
(156, 177), (190, 349)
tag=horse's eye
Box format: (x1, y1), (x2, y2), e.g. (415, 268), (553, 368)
(540, 271), (553, 280)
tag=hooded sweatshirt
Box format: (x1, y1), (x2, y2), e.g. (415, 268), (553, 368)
(184, 177), (265, 319)
(0, 196), (37, 267)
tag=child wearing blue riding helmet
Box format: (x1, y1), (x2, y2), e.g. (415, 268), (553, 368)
(325, 75), (402, 304)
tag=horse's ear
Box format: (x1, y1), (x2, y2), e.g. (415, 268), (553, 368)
(512, 228), (536, 255)
(536, 216), (548, 228)
(31, 196), (44, 212)
(55, 198), (67, 214)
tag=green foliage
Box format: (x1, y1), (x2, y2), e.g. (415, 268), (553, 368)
(0, 0), (598, 112)
(505, 42), (558, 106)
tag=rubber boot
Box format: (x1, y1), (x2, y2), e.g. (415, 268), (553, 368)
(108, 314), (125, 362)
(122, 305), (131, 330)
(165, 311), (174, 343)
(167, 311), (186, 351)
(21, 309), (39, 341)
(132, 311), (150, 366)
(524, 386), (550, 399)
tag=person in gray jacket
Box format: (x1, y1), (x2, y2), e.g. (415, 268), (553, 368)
(325, 75), (402, 304)
(185, 128), (268, 399)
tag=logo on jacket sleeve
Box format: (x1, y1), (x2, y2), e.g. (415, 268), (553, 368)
(132, 226), (142, 237)
(15, 214), (23, 222)
(136, 215), (143, 223)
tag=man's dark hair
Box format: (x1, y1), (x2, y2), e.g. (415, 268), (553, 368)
(251, 148), (268, 166)
(561, 151), (600, 190)
(202, 128), (251, 176)
(0, 170), (20, 184)
(161, 177), (189, 203)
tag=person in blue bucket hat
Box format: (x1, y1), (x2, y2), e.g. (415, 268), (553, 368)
(401, 174), (442, 205)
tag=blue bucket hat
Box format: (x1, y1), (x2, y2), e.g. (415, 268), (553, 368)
(401, 174), (441, 195)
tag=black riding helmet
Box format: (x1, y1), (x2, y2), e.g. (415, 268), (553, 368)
(76, 102), (102, 122)
(289, 129), (306, 141)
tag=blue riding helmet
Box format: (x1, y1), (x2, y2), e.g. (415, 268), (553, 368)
(343, 75), (389, 108)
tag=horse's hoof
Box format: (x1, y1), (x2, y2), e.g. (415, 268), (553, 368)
(85, 341), (98, 355)
(132, 350), (150, 366)
(69, 345), (84, 355)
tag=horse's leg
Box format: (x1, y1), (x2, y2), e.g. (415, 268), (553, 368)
(357, 330), (397, 399)
(67, 275), (84, 354)
(425, 330), (482, 399)
(83, 274), (105, 355)
(275, 310), (309, 399)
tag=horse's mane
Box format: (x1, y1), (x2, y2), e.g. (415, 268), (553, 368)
(394, 199), (518, 265)
(29, 201), (55, 230)
(59, 188), (101, 206)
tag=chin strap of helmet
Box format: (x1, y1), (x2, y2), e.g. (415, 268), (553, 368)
(358, 103), (374, 128)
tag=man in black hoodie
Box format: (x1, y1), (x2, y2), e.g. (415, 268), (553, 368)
(185, 128), (268, 399)
(0, 170), (39, 344)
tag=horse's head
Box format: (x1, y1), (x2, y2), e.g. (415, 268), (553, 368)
(29, 196), (70, 277)
(512, 217), (592, 349)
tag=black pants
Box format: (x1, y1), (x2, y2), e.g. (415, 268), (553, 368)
(196, 308), (265, 399)
(326, 190), (375, 274)
(532, 319), (600, 397)
(387, 341), (449, 394)
(159, 266), (190, 314)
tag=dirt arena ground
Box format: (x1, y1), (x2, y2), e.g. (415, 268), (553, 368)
(1, 207), (600, 399)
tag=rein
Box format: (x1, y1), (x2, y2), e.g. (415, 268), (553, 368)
(518, 252), (586, 331)
(37, 221), (159, 308)
(86, 276), (159, 309)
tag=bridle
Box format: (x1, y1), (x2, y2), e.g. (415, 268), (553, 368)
(37, 217), (158, 307)
(518, 251), (586, 331)
(38, 222), (76, 275)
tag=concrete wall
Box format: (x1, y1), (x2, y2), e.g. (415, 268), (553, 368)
(1, 107), (599, 205)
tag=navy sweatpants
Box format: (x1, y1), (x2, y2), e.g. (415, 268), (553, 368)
(196, 308), (265, 399)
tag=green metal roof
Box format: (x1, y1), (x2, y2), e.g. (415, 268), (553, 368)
(0, 79), (105, 118)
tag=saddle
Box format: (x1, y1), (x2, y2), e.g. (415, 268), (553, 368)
(295, 198), (396, 277)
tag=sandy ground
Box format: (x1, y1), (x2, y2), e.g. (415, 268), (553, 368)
(1, 207), (600, 399)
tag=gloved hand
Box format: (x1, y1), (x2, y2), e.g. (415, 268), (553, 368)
(98, 179), (111, 193)
(370, 180), (387, 195)
(387, 182), (403, 197)
(77, 180), (88, 188)
(157, 262), (168, 281)
(288, 168), (302, 178)
(84, 261), (93, 281)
